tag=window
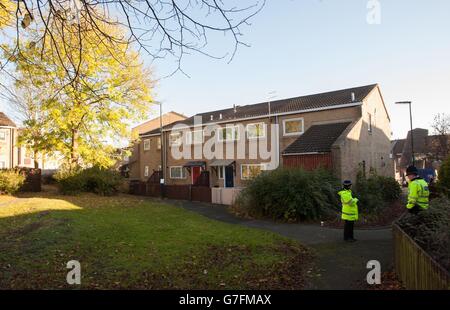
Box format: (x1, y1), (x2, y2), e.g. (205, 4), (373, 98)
(0, 161), (5, 169)
(187, 130), (204, 145)
(218, 166), (225, 179)
(241, 164), (265, 180)
(0, 131), (5, 140)
(217, 126), (240, 142)
(283, 118), (304, 136)
(144, 166), (149, 177)
(368, 113), (373, 133)
(143, 139), (151, 151)
(157, 137), (161, 150)
(169, 132), (182, 146)
(170, 166), (186, 179)
(246, 123), (266, 139)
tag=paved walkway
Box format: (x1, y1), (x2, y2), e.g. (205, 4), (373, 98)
(171, 199), (393, 290)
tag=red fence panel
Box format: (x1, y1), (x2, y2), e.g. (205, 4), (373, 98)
(145, 183), (161, 197)
(282, 153), (332, 170)
(164, 185), (191, 201)
(191, 186), (212, 203)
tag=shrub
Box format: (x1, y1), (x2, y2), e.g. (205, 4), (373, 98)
(0, 169), (26, 194)
(354, 171), (401, 214)
(232, 168), (341, 221)
(397, 198), (450, 271)
(55, 166), (123, 196)
(437, 155), (450, 198)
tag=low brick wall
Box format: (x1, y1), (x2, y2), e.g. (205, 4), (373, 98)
(211, 187), (242, 205)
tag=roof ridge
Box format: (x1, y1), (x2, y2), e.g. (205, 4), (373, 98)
(193, 83), (378, 118)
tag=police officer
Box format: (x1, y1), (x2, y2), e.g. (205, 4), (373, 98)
(338, 180), (359, 242)
(405, 166), (430, 214)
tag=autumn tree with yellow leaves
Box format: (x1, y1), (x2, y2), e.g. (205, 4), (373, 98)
(5, 16), (152, 168)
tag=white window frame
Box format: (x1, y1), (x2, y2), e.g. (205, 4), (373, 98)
(218, 166), (225, 179)
(170, 166), (186, 179)
(143, 139), (151, 151)
(240, 164), (266, 180)
(283, 117), (304, 136)
(186, 129), (204, 145)
(144, 166), (149, 177)
(157, 137), (161, 150)
(169, 132), (182, 146)
(0, 131), (5, 140)
(0, 161), (5, 169)
(217, 125), (240, 142)
(246, 122), (266, 140)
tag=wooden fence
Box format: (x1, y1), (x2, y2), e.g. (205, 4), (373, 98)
(129, 181), (212, 203)
(393, 223), (449, 290)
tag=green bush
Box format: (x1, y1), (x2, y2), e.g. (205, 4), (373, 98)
(0, 169), (26, 194)
(55, 166), (123, 196)
(437, 155), (450, 198)
(397, 198), (450, 271)
(354, 171), (401, 214)
(232, 168), (341, 221)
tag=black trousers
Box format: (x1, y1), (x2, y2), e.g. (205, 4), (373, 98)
(344, 220), (355, 240)
(408, 205), (423, 215)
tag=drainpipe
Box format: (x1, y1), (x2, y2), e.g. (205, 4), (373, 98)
(10, 128), (14, 169)
(275, 115), (280, 169)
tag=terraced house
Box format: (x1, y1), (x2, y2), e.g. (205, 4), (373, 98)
(131, 84), (393, 202)
(0, 112), (60, 170)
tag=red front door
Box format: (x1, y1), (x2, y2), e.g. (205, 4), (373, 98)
(192, 166), (201, 185)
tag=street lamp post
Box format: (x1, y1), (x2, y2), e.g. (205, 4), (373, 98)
(154, 101), (165, 197)
(395, 101), (415, 166)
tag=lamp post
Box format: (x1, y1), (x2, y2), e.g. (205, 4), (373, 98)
(395, 101), (415, 166)
(154, 101), (165, 197)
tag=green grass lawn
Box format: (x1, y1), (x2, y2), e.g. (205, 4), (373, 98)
(0, 190), (312, 289)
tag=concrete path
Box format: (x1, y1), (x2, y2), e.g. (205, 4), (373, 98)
(169, 199), (393, 290)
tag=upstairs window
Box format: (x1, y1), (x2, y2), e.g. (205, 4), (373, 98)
(283, 118), (304, 136)
(187, 130), (204, 145)
(157, 137), (161, 150)
(143, 139), (151, 151)
(368, 113), (373, 133)
(0, 131), (5, 140)
(217, 126), (240, 142)
(169, 132), (182, 146)
(246, 123), (266, 139)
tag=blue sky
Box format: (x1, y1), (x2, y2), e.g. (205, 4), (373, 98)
(145, 0), (450, 140)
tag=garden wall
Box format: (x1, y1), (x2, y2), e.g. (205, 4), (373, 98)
(129, 181), (212, 203)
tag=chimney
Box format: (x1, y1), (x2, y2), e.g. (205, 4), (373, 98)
(219, 113), (222, 120)
(210, 115), (213, 121)
(233, 104), (237, 113)
(351, 92), (356, 102)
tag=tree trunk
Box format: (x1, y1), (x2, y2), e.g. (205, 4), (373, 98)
(33, 149), (39, 169)
(70, 129), (79, 169)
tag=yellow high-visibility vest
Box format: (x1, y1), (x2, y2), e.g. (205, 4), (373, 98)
(407, 178), (430, 210)
(338, 189), (359, 221)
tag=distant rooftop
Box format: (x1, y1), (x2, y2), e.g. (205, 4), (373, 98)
(0, 112), (16, 127)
